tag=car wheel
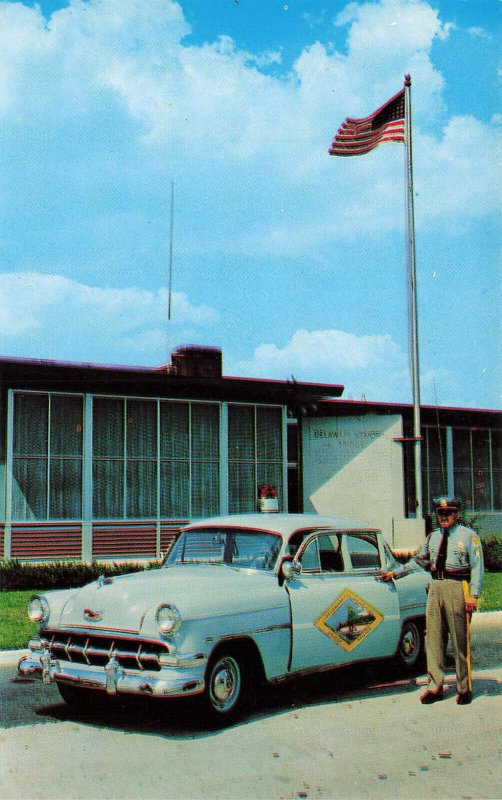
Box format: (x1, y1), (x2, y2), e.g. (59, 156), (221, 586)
(202, 649), (244, 723)
(396, 620), (424, 669)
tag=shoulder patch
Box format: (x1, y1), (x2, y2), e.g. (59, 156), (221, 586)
(472, 535), (480, 548)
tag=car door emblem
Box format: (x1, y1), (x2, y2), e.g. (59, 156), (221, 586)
(83, 608), (102, 621)
(315, 589), (383, 652)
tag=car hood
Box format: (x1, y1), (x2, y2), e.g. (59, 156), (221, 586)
(56, 565), (282, 633)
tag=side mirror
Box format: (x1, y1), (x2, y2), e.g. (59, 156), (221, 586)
(281, 559), (301, 582)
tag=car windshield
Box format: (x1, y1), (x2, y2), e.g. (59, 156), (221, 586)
(164, 528), (283, 571)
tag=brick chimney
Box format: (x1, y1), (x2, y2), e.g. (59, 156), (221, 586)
(170, 345), (223, 378)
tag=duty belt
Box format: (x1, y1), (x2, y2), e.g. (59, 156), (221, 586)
(431, 570), (470, 581)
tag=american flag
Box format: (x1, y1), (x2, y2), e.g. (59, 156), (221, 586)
(329, 87), (406, 157)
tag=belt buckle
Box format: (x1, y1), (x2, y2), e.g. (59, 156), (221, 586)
(437, 570), (444, 580)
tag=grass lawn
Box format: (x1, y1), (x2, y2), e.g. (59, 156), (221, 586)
(1, 590), (40, 650)
(1, 574), (501, 651)
(478, 572), (501, 614)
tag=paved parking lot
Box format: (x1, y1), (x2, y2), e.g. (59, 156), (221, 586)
(1, 612), (501, 800)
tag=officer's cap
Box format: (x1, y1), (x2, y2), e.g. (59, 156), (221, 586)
(433, 496), (462, 512)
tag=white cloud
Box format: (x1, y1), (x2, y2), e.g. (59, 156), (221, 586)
(467, 27), (492, 41)
(0, 272), (219, 362)
(233, 328), (411, 401)
(0, 0), (499, 264)
(416, 116), (501, 226)
(231, 329), (467, 406)
(0, 0), (498, 409)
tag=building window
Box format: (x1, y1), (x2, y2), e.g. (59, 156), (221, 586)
(404, 424), (500, 516)
(10, 391), (284, 522)
(159, 401), (189, 517)
(287, 421), (300, 513)
(452, 428), (499, 512)
(422, 426), (448, 511)
(160, 401), (220, 518)
(93, 398), (125, 519)
(228, 404), (283, 513)
(126, 399), (157, 518)
(402, 423), (446, 516)
(93, 398), (220, 520)
(189, 403), (220, 517)
(472, 429), (492, 510)
(12, 393), (83, 520)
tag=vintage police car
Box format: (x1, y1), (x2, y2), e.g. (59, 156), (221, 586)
(19, 514), (429, 722)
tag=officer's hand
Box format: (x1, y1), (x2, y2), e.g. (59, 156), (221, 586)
(465, 596), (478, 613)
(378, 571), (395, 582)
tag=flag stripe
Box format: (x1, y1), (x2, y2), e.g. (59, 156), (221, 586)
(329, 87), (405, 157)
(334, 121), (405, 145)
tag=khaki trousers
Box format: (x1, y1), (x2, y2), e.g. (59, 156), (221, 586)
(425, 579), (471, 695)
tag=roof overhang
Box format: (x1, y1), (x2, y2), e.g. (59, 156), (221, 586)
(0, 356), (344, 409)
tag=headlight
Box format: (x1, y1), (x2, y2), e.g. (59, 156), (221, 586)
(28, 595), (50, 624)
(156, 604), (181, 637)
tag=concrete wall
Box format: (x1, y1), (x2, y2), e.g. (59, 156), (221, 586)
(302, 414), (425, 550)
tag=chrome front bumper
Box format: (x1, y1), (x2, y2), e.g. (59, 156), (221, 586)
(18, 647), (206, 698)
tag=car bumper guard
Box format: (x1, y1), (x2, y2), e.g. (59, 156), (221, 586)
(18, 647), (206, 698)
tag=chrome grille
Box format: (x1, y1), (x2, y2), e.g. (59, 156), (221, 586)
(41, 629), (168, 672)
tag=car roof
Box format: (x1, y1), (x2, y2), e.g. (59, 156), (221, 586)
(183, 513), (380, 538)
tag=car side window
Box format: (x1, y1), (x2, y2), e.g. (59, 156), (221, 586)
(298, 533), (344, 573)
(318, 533), (344, 572)
(346, 533), (381, 570)
(299, 537), (321, 571)
(383, 542), (400, 570)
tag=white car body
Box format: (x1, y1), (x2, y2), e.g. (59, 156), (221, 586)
(19, 513), (429, 720)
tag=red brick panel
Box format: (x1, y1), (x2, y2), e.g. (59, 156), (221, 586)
(92, 523), (157, 558)
(10, 524), (82, 559)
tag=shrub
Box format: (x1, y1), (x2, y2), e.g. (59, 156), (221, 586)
(0, 559), (160, 591)
(482, 536), (502, 572)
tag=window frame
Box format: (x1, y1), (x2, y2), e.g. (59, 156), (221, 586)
(9, 390), (84, 522)
(295, 530), (382, 575)
(7, 390), (287, 523)
(227, 402), (287, 514)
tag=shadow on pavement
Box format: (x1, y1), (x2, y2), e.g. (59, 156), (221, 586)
(8, 659), (501, 739)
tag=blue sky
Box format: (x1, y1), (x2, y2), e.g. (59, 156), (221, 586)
(0, 0), (500, 410)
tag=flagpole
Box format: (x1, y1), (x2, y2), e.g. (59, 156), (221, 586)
(404, 74), (423, 520)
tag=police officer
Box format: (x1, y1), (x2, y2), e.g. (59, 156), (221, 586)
(382, 496), (484, 705)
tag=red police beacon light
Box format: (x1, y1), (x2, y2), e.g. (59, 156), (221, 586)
(257, 483), (279, 513)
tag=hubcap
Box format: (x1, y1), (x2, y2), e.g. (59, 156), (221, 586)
(402, 631), (415, 655)
(401, 625), (419, 664)
(209, 656), (241, 712)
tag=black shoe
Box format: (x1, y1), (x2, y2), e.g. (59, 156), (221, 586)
(420, 689), (443, 704)
(456, 691), (472, 705)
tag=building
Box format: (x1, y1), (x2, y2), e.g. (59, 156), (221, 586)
(0, 345), (500, 561)
(298, 399), (501, 548)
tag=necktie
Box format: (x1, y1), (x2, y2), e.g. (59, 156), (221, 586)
(435, 531), (448, 572)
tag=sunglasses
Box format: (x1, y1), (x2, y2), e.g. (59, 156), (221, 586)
(437, 510), (456, 517)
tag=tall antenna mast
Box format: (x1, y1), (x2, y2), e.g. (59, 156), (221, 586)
(167, 180), (174, 361)
(168, 180), (174, 321)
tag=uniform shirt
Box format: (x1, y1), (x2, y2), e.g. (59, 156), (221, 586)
(395, 523), (484, 598)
